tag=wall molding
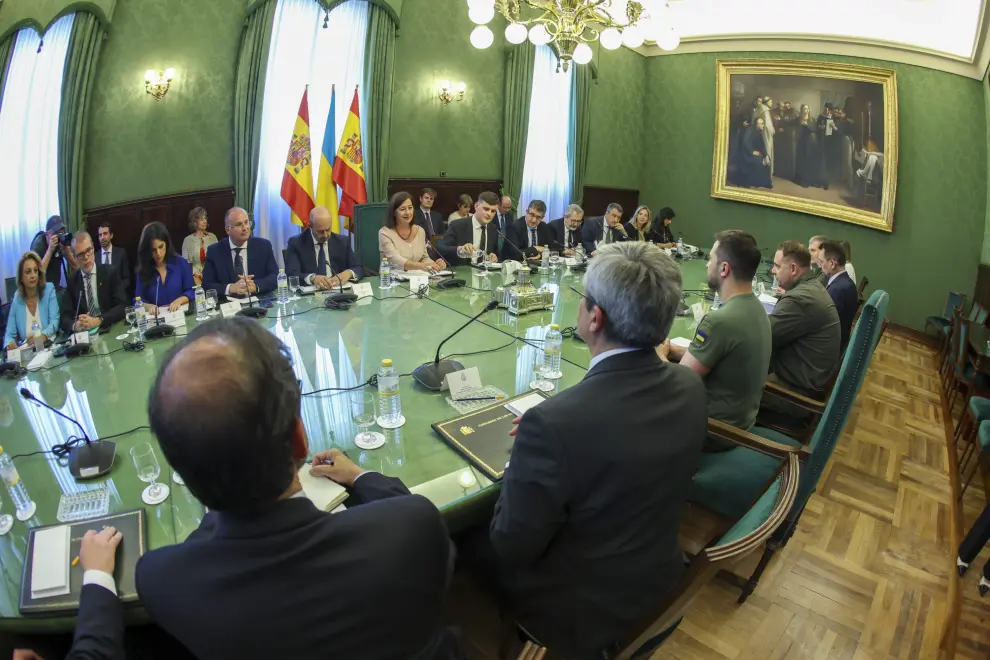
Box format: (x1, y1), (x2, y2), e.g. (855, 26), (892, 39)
(0, 0), (114, 43)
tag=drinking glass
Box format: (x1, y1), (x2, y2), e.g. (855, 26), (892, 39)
(549, 251), (561, 271)
(529, 351), (554, 392)
(0, 492), (12, 536)
(130, 442), (170, 505)
(125, 306), (137, 335)
(205, 290), (218, 316)
(351, 391), (385, 450)
(288, 276), (300, 301)
(456, 245), (473, 260)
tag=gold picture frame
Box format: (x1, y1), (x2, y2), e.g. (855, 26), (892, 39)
(711, 59), (898, 233)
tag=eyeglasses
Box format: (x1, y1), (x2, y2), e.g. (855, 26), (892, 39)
(569, 285), (605, 317)
(74, 246), (94, 260)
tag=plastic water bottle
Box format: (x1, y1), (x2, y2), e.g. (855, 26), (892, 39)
(575, 245), (586, 262)
(542, 324), (563, 379)
(276, 269), (288, 304)
(135, 298), (148, 341)
(0, 447), (36, 521)
(540, 248), (550, 271)
(30, 319), (43, 352)
(677, 236), (684, 255)
(380, 257), (392, 289)
(377, 359), (402, 426)
(194, 286), (207, 321)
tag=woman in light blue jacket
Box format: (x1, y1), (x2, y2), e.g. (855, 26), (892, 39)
(4, 251), (60, 349)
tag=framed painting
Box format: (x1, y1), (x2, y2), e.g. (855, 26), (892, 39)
(711, 59), (898, 232)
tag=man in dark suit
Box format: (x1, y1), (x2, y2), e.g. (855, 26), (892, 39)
(61, 232), (128, 334)
(581, 203), (628, 256)
(137, 318), (460, 660)
(488, 242), (707, 658)
(202, 207), (278, 299)
(819, 239), (858, 352)
(502, 200), (549, 262)
(437, 190), (501, 266)
(284, 206), (363, 290)
(414, 187), (444, 239)
(96, 222), (131, 296)
(548, 204), (585, 255)
(15, 527), (127, 660)
(492, 195), (515, 237)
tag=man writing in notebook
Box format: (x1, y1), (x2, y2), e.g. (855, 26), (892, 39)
(136, 318), (460, 660)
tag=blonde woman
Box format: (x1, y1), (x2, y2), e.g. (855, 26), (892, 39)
(181, 207), (218, 285)
(623, 205), (655, 242)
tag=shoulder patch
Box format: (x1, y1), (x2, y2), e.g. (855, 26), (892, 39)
(695, 330), (707, 343)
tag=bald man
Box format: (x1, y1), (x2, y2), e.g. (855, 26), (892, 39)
(284, 206), (363, 291)
(202, 207), (279, 299)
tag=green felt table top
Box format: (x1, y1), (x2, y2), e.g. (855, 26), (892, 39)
(0, 257), (708, 630)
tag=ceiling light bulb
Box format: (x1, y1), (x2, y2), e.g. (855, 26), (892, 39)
(600, 27), (622, 50)
(505, 22), (528, 44)
(145, 69), (155, 82)
(457, 82), (466, 92)
(657, 27), (680, 51)
(468, 3), (495, 25)
(440, 79), (450, 90)
(573, 43), (593, 64)
(164, 67), (176, 80)
(622, 26), (644, 48)
(467, 0), (493, 7)
(529, 24), (551, 46)
(470, 25), (495, 49)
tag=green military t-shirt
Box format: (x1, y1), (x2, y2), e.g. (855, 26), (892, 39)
(688, 292), (772, 430)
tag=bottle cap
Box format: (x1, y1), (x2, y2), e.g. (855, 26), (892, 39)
(550, 324), (560, 330)
(381, 359), (393, 367)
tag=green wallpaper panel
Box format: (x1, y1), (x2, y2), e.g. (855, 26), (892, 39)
(387, 0), (508, 180)
(82, 0), (243, 209)
(585, 45), (645, 191)
(642, 51), (987, 330)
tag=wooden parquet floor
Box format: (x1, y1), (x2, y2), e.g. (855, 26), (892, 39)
(653, 331), (961, 660)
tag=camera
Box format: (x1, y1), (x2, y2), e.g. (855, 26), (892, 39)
(52, 231), (72, 260)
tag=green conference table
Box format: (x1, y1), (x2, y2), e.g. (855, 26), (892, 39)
(0, 256), (709, 631)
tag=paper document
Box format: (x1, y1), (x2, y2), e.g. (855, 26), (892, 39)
(505, 392), (546, 417)
(352, 282), (373, 299)
(31, 526), (71, 599)
(27, 350), (53, 371)
(670, 337), (692, 349)
(298, 465), (349, 512)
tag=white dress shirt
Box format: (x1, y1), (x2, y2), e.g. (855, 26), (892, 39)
(227, 240), (248, 295)
(588, 346), (639, 371)
(827, 269), (846, 288)
(83, 569), (117, 595)
(81, 265), (100, 312)
(472, 217), (486, 251)
(309, 233), (330, 285)
(101, 248), (112, 266)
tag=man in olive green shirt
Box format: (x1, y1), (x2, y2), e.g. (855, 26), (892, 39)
(658, 231), (772, 450)
(766, 240), (841, 401)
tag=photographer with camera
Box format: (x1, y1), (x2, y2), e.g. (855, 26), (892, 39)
(30, 215), (78, 289)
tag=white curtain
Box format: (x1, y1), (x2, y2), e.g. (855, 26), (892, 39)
(518, 45), (574, 223)
(0, 15), (74, 288)
(253, 0), (369, 263)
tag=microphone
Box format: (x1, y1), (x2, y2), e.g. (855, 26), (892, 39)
(19, 387), (115, 479)
(495, 228), (539, 273)
(412, 299), (499, 391)
(62, 290), (91, 357)
(144, 276), (174, 339)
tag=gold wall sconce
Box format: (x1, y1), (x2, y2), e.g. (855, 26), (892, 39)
(145, 68), (176, 101)
(438, 80), (466, 106)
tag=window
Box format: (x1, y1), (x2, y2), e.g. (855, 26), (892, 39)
(253, 0), (369, 258)
(0, 14), (75, 286)
(518, 45), (575, 223)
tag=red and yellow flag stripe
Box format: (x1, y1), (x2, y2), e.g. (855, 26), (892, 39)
(280, 89), (316, 228)
(331, 87), (368, 229)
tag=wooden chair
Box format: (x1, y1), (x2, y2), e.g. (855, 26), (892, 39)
(516, 435), (801, 660)
(690, 290), (889, 603)
(927, 291), (966, 366)
(757, 379), (828, 444)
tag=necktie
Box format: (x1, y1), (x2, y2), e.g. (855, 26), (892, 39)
(424, 210), (433, 236)
(565, 228), (571, 248)
(604, 224), (613, 245)
(234, 247), (244, 277)
(84, 273), (100, 316)
(102, 251), (109, 265)
(478, 225), (487, 253)
(530, 228), (537, 248)
(317, 242), (328, 276)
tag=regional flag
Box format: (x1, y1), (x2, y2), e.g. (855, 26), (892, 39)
(331, 87), (368, 229)
(280, 88), (316, 228)
(316, 86), (342, 233)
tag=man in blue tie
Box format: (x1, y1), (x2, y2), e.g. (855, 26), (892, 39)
(284, 206), (363, 290)
(501, 200), (549, 262)
(202, 207), (279, 299)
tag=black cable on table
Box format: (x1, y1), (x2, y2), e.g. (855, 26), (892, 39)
(9, 425), (151, 460)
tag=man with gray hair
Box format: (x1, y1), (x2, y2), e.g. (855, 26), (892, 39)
(488, 241), (707, 658)
(60, 231), (128, 333)
(548, 203), (584, 255)
(581, 202), (628, 256)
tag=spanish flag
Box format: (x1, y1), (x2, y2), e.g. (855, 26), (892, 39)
(316, 86), (342, 233)
(331, 87), (368, 229)
(280, 89), (316, 228)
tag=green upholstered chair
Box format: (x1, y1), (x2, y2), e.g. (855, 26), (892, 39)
(927, 290), (966, 355)
(690, 289), (889, 604)
(516, 440), (801, 660)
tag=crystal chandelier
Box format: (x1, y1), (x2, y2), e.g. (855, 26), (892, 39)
(467, 0), (682, 71)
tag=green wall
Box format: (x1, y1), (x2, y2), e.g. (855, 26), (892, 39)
(585, 45), (646, 190)
(82, 0), (243, 209)
(642, 52), (987, 329)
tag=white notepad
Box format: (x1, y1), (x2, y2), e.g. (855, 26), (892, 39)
(299, 465), (349, 512)
(31, 526), (71, 600)
(505, 392), (546, 417)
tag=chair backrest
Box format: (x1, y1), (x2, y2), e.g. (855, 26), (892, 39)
(795, 289), (888, 511)
(611, 453), (800, 660)
(970, 302), (988, 326)
(945, 291), (967, 319)
(949, 306), (970, 369)
(857, 276), (869, 297)
(3, 276), (15, 304)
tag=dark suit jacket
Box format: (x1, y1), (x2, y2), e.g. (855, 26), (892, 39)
(581, 217), (628, 255)
(826, 270), (859, 351)
(492, 210), (514, 236)
(100, 246), (130, 295)
(61, 265), (128, 333)
(202, 237), (278, 298)
(548, 218), (583, 251)
(136, 472), (460, 660)
(490, 349), (707, 658)
(65, 583), (125, 660)
(502, 218), (550, 261)
(436, 216), (499, 266)
(284, 229), (364, 283)
(414, 208), (444, 239)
